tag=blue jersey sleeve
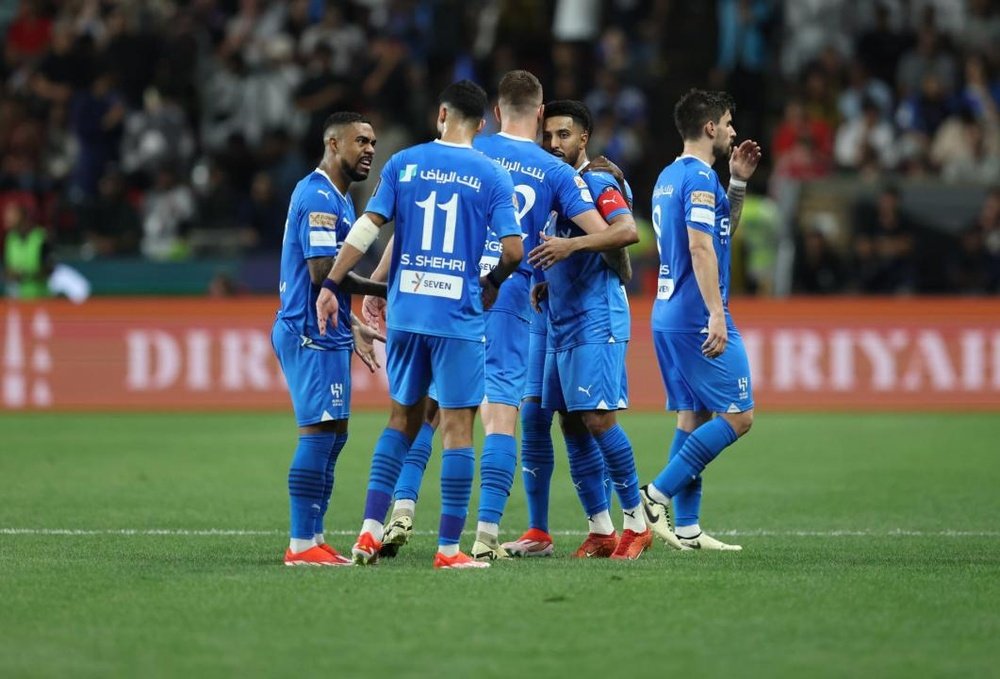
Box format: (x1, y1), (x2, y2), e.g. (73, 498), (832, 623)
(683, 169), (718, 235)
(551, 162), (595, 220)
(365, 154), (399, 221)
(298, 188), (342, 259)
(489, 164), (521, 240)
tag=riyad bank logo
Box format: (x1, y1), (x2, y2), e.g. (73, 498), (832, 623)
(399, 164), (418, 182)
(3, 308), (53, 408)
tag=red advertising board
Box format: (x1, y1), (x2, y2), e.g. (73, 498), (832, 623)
(3, 297), (999, 411)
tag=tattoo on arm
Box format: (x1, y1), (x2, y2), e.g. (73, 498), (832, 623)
(727, 181), (747, 236)
(600, 248), (633, 284)
(306, 257), (334, 285)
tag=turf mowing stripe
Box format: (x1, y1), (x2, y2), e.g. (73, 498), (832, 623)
(2, 528), (999, 537)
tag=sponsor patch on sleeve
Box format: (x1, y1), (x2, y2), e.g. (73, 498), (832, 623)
(308, 212), (337, 228)
(689, 207), (715, 226)
(573, 175), (587, 189)
(690, 191), (715, 208)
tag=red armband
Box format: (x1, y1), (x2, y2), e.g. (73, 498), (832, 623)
(596, 187), (629, 219)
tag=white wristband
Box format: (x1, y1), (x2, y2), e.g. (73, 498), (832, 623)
(344, 214), (381, 253)
(729, 178), (747, 189)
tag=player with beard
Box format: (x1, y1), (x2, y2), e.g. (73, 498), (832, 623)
(273, 111), (389, 566)
(525, 100), (651, 560)
(639, 89), (761, 551)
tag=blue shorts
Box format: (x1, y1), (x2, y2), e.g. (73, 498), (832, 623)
(387, 329), (484, 409)
(271, 322), (351, 426)
(542, 342), (629, 413)
(653, 329), (754, 413)
(524, 329), (547, 400)
(485, 310), (529, 407)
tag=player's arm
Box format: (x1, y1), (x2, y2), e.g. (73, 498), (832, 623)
(727, 139), (762, 236)
(316, 211), (388, 334)
(480, 171), (524, 306)
(306, 257), (385, 296)
(528, 203), (638, 269)
(688, 228), (727, 359)
(361, 234), (393, 332)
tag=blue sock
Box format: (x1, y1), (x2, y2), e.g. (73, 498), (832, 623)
(288, 433), (335, 540)
(565, 434), (608, 516)
(520, 401), (555, 532)
(653, 418), (738, 498)
(362, 428), (412, 522)
(478, 433), (517, 524)
(593, 425), (641, 510)
(314, 432), (349, 535)
(603, 468), (615, 510)
(439, 447), (475, 546)
(393, 422), (435, 502)
(668, 429), (701, 528)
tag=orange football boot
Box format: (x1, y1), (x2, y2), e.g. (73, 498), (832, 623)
(316, 542), (353, 565)
(610, 528), (653, 560)
(433, 551), (490, 569)
(571, 532), (618, 558)
(352, 532), (382, 565)
(284, 545), (351, 566)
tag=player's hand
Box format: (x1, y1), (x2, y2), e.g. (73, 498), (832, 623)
(729, 139), (762, 181)
(316, 287), (340, 335)
(584, 155), (624, 184)
(362, 294), (387, 335)
(528, 233), (577, 269)
(352, 321), (385, 373)
(480, 275), (499, 310)
(530, 281), (548, 312)
(702, 312), (728, 358)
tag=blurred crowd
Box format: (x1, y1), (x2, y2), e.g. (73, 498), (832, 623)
(1, 0), (998, 298)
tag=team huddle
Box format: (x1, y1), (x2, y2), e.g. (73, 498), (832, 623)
(271, 70), (762, 569)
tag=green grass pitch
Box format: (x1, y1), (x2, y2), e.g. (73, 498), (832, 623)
(2, 411), (999, 678)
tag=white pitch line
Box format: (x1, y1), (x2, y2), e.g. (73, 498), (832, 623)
(1, 528), (999, 537)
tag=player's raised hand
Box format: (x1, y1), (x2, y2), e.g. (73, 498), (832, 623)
(729, 139), (762, 181)
(352, 321), (385, 373)
(530, 281), (548, 312)
(529, 233), (577, 270)
(316, 287), (340, 335)
(362, 294), (387, 335)
(702, 312), (728, 358)
(584, 155), (624, 184)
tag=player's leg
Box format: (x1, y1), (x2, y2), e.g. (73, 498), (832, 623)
(671, 410), (710, 542)
(271, 322), (350, 566)
(641, 329), (754, 551)
(381, 398), (439, 558)
(353, 330), (430, 565)
(473, 311), (529, 560)
(429, 335), (489, 569)
(567, 343), (652, 560)
(559, 409), (619, 558)
(502, 328), (556, 557)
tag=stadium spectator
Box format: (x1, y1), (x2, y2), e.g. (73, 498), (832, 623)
(834, 96), (898, 170)
(851, 186), (918, 294)
(932, 109), (1000, 185)
(855, 2), (911, 89)
(78, 169), (140, 258)
(838, 60), (894, 122)
(792, 218), (847, 294)
(69, 67), (125, 200)
(896, 25), (958, 98)
(140, 165), (194, 261)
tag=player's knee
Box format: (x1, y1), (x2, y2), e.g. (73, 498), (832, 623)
(581, 410), (615, 436)
(558, 411), (588, 437)
(725, 410), (754, 437)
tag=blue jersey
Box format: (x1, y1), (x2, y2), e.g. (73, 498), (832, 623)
(276, 169), (355, 350)
(651, 155), (733, 333)
(473, 132), (595, 321)
(366, 140), (520, 342)
(545, 168), (633, 351)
